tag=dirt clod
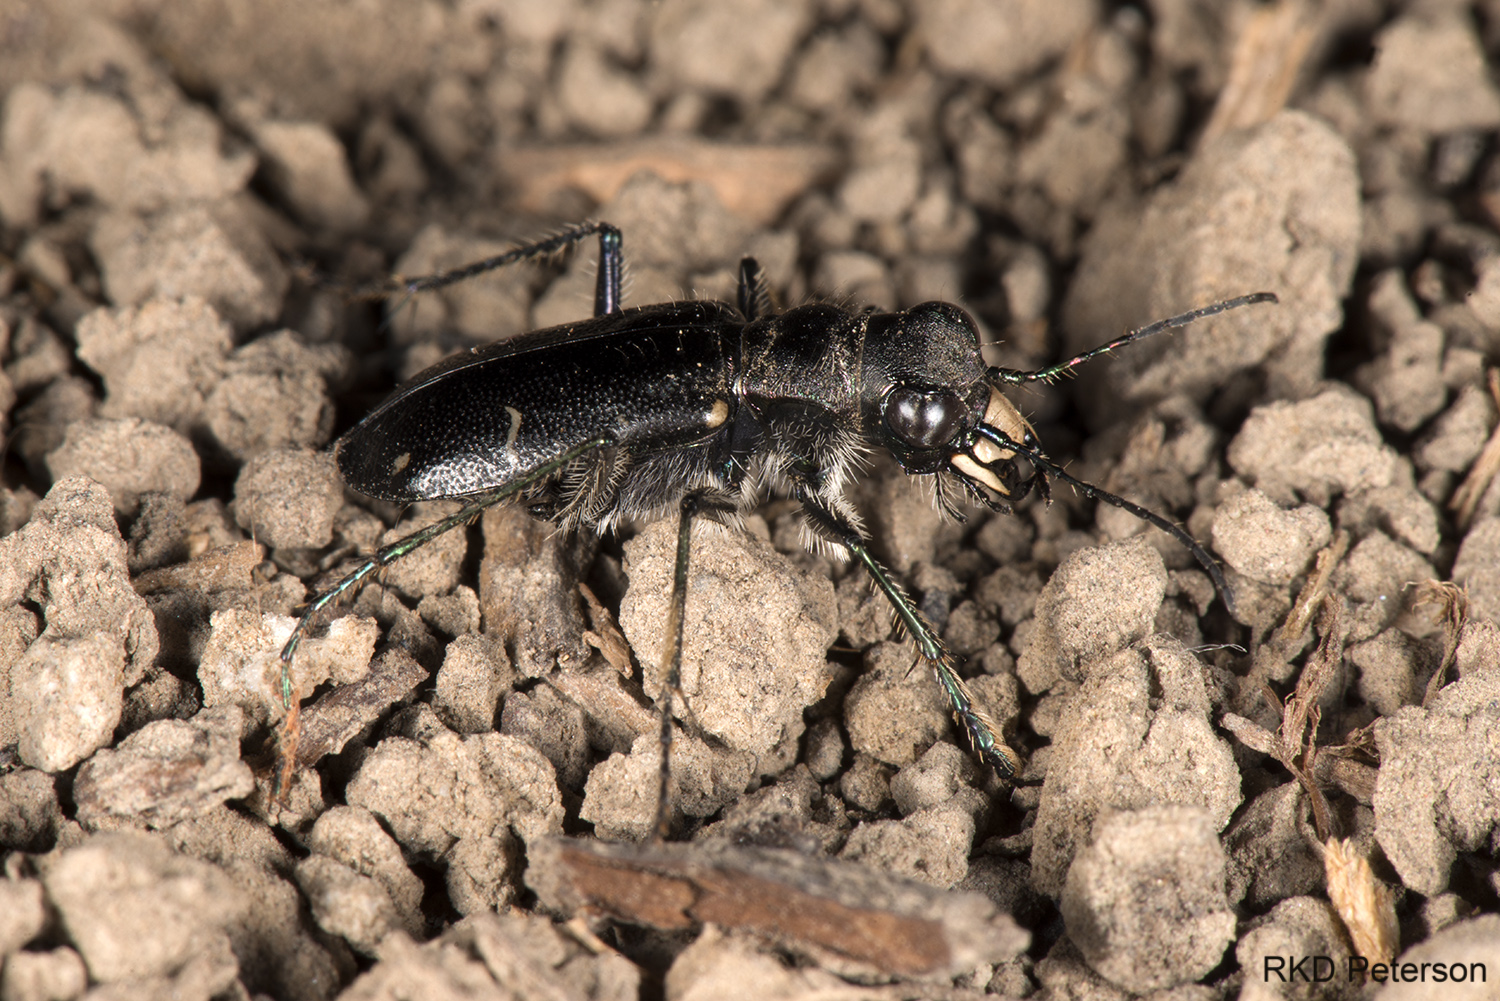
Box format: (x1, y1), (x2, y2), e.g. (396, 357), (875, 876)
(621, 518), (837, 763)
(45, 419), (200, 518)
(1061, 806), (1237, 993)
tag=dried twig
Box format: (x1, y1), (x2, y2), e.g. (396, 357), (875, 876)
(527, 838), (1029, 981)
(1202, 0), (1317, 143)
(1234, 530), (1349, 714)
(1449, 368), (1500, 529)
(1411, 580), (1469, 706)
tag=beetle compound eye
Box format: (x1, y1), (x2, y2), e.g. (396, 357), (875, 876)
(885, 387), (966, 449)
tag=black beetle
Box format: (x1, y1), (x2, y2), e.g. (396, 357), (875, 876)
(276, 221), (1274, 824)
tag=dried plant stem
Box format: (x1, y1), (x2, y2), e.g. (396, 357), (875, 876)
(1450, 368), (1500, 529)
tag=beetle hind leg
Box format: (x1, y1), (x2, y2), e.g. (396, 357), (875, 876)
(651, 492), (697, 840)
(396, 221), (626, 317)
(273, 435), (615, 801)
(328, 221), (627, 320)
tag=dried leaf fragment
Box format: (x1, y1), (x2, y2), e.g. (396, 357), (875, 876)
(1450, 368), (1500, 529)
(1324, 837), (1398, 969)
(294, 647), (428, 767)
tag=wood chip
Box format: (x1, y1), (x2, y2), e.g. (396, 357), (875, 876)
(133, 540), (263, 595)
(1324, 837), (1398, 968)
(295, 647), (427, 766)
(527, 838), (1028, 980)
(497, 139), (841, 226)
(1201, 0), (1316, 144)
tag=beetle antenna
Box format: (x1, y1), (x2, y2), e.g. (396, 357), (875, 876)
(972, 424), (1237, 617)
(991, 292), (1278, 385)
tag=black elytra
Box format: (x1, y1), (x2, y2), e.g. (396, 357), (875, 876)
(276, 220), (1276, 832)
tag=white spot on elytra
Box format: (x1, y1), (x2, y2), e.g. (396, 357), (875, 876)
(504, 406), (522, 456)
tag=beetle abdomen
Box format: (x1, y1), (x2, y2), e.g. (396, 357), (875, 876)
(336, 302), (742, 503)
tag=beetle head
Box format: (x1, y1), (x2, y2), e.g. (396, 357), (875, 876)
(864, 302), (1043, 512)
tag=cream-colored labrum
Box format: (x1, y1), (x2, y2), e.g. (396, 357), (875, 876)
(949, 387), (1036, 498)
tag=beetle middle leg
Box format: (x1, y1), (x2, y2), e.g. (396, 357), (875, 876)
(649, 489), (749, 839)
(792, 480), (1023, 780)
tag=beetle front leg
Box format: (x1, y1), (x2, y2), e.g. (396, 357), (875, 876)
(793, 487), (1022, 780)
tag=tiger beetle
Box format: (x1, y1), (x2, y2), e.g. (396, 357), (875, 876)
(275, 220), (1275, 829)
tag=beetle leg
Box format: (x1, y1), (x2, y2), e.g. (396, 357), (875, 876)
(930, 473), (971, 523)
(794, 487), (1022, 780)
(736, 257), (770, 321)
(347, 221), (626, 316)
(273, 434), (613, 800)
(648, 490), (747, 839)
(652, 491), (700, 840)
(592, 224), (623, 316)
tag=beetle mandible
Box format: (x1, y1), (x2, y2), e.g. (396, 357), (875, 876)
(275, 220), (1275, 828)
